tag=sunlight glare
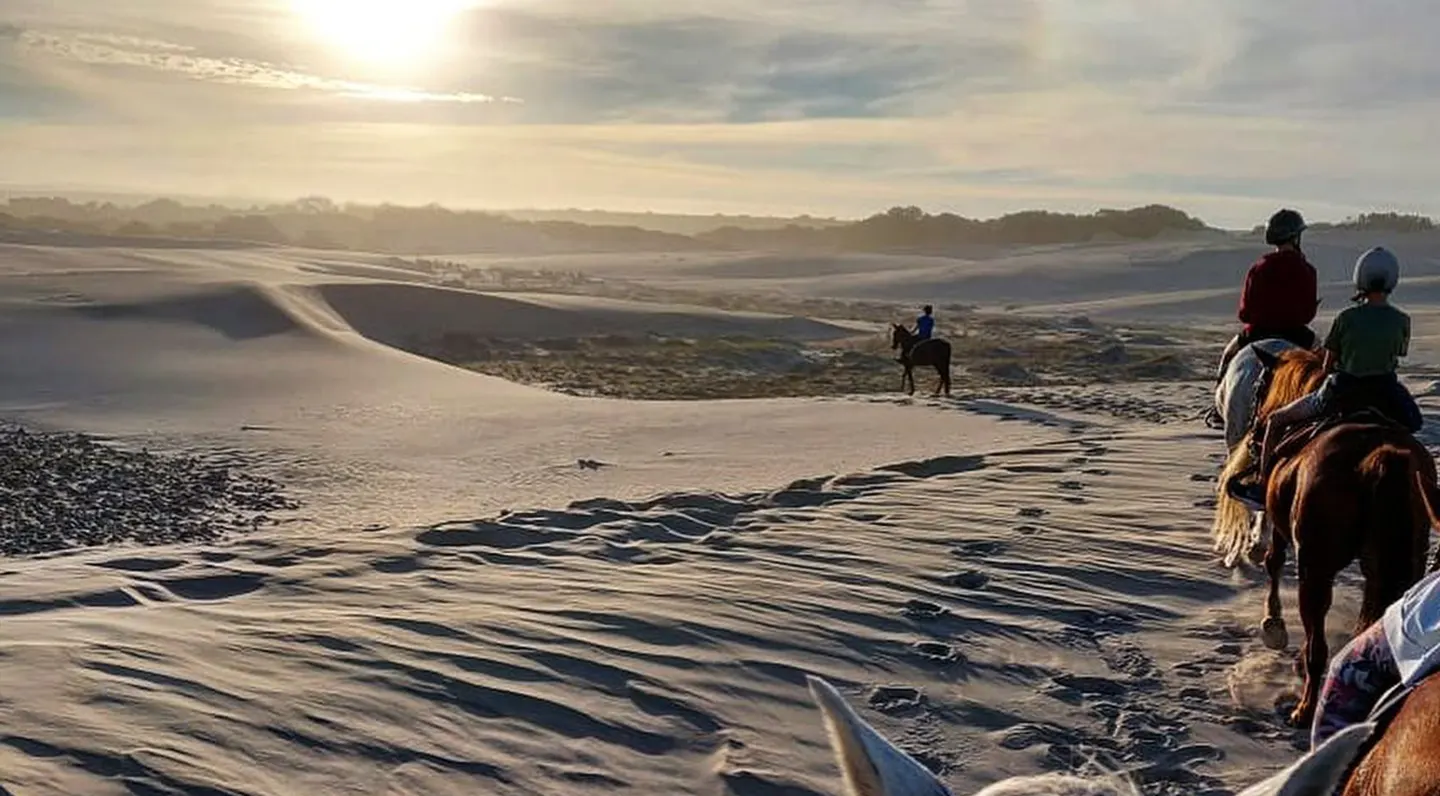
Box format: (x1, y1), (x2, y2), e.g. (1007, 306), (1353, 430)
(292, 0), (472, 67)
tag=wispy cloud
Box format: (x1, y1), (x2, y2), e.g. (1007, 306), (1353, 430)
(7, 24), (513, 104)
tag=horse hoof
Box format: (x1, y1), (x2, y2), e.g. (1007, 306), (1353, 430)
(1261, 617), (1289, 650)
(1289, 701), (1315, 728)
(1245, 542), (1268, 567)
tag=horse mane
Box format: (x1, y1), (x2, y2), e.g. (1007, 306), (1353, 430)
(1212, 346), (1327, 567)
(1255, 348), (1327, 420)
(973, 774), (1137, 796)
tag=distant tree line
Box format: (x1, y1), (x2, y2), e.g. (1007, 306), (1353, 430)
(698, 204), (1210, 250)
(1248, 212), (1436, 236)
(3, 195), (1432, 255)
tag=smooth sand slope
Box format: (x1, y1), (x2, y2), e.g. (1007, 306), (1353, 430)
(0, 237), (1436, 795)
(0, 244), (1050, 525)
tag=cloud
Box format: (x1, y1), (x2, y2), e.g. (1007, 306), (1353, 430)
(8, 25), (512, 105)
(2, 0), (1440, 225)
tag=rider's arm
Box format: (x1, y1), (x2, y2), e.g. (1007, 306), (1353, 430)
(1238, 266), (1261, 324)
(1300, 264), (1320, 324)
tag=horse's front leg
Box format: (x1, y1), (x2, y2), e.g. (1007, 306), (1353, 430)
(903, 365), (914, 395)
(1260, 534), (1289, 650)
(1245, 511), (1272, 567)
(1290, 565), (1335, 727)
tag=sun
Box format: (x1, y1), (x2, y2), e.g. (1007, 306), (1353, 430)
(292, 0), (471, 68)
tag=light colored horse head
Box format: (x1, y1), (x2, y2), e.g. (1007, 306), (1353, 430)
(1214, 338), (1299, 452)
(809, 675), (1373, 796)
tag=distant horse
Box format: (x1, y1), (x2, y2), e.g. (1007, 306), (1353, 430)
(890, 324), (951, 397)
(1211, 338), (1302, 567)
(805, 672), (1398, 796)
(1215, 349), (1440, 727)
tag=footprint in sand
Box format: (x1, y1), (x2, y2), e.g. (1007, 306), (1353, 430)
(1080, 467), (1111, 476)
(947, 569), (991, 589)
(911, 641), (966, 666)
(901, 599), (949, 621)
(1017, 507), (1047, 518)
(1057, 480), (1085, 491)
(951, 539), (1007, 558)
(868, 685), (925, 714)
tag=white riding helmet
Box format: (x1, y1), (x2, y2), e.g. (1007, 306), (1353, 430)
(1353, 246), (1400, 298)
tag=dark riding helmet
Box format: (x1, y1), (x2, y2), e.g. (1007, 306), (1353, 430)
(1265, 208), (1307, 246)
(922, 304), (933, 314)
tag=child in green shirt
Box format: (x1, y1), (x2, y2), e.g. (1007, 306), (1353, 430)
(1231, 246), (1422, 508)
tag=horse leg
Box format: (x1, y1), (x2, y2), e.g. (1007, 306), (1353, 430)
(1290, 561), (1337, 728)
(905, 365), (915, 396)
(929, 362), (942, 397)
(1260, 533), (1289, 650)
(1245, 510), (1272, 567)
(938, 361), (952, 397)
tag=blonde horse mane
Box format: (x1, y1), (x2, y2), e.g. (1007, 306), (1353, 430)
(1212, 348), (1328, 566)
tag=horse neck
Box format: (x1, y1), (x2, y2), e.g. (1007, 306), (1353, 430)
(1342, 673), (1440, 796)
(1258, 355), (1327, 419)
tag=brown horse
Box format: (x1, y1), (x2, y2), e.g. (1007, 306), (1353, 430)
(1218, 349), (1440, 727)
(890, 324), (951, 397)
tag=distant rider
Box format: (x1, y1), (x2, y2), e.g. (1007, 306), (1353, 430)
(1216, 208), (1320, 380)
(916, 305), (935, 341)
(1311, 568), (1440, 749)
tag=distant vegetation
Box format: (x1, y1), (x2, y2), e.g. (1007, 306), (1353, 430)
(2, 195), (1433, 256)
(1248, 212), (1437, 236)
(698, 204), (1211, 250)
(499, 208), (848, 235)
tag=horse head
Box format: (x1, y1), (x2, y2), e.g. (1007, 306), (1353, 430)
(808, 674), (1373, 796)
(890, 324), (911, 350)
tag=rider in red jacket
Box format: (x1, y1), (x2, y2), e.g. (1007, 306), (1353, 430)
(1216, 209), (1320, 378)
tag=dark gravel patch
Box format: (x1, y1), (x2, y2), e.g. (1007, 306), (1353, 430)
(0, 424), (298, 556)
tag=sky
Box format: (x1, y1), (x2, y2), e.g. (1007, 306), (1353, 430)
(1, 0), (1437, 227)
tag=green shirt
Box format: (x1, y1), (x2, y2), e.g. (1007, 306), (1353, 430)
(1324, 302), (1411, 377)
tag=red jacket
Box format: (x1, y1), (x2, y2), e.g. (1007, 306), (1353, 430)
(1238, 249), (1318, 332)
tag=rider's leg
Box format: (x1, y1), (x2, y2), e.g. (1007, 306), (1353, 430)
(1390, 378), (1424, 432)
(1258, 377), (1336, 478)
(1310, 618), (1400, 750)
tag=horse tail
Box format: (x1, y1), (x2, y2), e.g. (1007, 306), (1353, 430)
(1358, 443), (1428, 625)
(1212, 440), (1258, 567)
(1415, 469), (1440, 574)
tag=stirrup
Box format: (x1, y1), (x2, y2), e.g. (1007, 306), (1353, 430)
(1202, 407), (1224, 430)
(1225, 473), (1267, 512)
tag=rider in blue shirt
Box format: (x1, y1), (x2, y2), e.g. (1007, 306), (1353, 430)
(916, 305), (935, 340)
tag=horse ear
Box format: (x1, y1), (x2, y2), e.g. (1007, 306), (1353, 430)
(1253, 347), (1280, 370)
(1235, 723), (1374, 796)
(807, 676), (951, 796)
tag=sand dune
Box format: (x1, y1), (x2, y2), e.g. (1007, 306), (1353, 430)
(455, 230), (1440, 332)
(0, 237), (1435, 795)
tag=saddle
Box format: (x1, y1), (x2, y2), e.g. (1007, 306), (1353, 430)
(1271, 407), (1401, 461)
